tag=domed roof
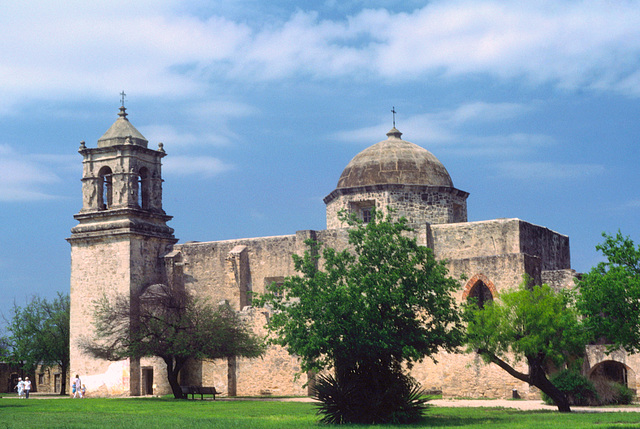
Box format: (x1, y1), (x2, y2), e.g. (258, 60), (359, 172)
(97, 106), (148, 148)
(336, 128), (453, 188)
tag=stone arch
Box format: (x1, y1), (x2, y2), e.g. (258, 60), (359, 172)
(462, 274), (498, 308)
(588, 360), (636, 391)
(98, 166), (113, 210)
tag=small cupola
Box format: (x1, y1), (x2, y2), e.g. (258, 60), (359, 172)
(97, 106), (148, 148)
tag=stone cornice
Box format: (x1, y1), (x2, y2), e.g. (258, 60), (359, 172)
(79, 143), (166, 158)
(74, 207), (172, 221)
(69, 208), (176, 243)
(323, 184), (469, 204)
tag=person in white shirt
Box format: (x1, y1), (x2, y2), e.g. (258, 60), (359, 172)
(73, 375), (83, 398)
(15, 377), (24, 398)
(23, 377), (31, 399)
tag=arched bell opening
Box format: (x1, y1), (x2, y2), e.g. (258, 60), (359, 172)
(138, 167), (150, 209)
(98, 166), (113, 210)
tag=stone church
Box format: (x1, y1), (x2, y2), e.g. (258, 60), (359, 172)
(68, 106), (638, 398)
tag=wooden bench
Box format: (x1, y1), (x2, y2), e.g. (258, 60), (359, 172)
(181, 385), (219, 400)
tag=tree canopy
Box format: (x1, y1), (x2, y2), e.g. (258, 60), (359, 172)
(576, 231), (640, 353)
(258, 210), (464, 423)
(5, 293), (70, 395)
(82, 284), (264, 398)
(465, 280), (586, 412)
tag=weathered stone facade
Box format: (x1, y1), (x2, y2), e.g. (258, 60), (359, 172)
(325, 185), (468, 229)
(69, 108), (636, 399)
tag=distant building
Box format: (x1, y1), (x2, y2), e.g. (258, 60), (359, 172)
(1, 363), (66, 394)
(68, 107), (638, 398)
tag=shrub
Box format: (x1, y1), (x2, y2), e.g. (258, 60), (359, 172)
(312, 366), (427, 424)
(613, 383), (635, 405)
(542, 370), (599, 406)
(592, 378), (635, 405)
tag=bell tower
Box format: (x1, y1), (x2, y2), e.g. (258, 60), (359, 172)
(68, 105), (177, 396)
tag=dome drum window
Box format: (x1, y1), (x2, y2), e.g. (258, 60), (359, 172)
(349, 200), (376, 224)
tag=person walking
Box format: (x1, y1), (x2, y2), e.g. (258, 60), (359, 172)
(15, 377), (24, 399)
(73, 375), (83, 398)
(23, 377), (31, 399)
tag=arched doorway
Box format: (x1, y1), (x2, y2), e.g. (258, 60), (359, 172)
(589, 360), (630, 387)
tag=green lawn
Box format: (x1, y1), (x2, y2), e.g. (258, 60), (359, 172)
(1, 396), (640, 428)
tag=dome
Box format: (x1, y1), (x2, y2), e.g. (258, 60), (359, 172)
(97, 106), (148, 148)
(336, 128), (453, 188)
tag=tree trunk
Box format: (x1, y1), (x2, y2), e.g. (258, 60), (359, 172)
(60, 363), (68, 396)
(164, 357), (185, 399)
(528, 357), (571, 413)
(476, 349), (571, 412)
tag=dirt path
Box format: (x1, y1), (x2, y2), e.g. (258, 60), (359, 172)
(429, 398), (640, 413)
(7, 395), (640, 412)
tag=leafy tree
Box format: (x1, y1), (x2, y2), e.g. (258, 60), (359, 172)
(5, 293), (70, 395)
(576, 231), (640, 352)
(0, 334), (9, 357)
(81, 284), (264, 398)
(464, 280), (586, 412)
(258, 210), (464, 423)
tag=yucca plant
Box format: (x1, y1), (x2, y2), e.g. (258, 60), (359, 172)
(312, 366), (427, 424)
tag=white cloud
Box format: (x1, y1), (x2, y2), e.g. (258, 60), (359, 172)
(140, 125), (235, 148)
(0, 145), (66, 201)
(448, 133), (556, 158)
(3, 0), (640, 109)
(139, 100), (257, 148)
(370, 1), (640, 91)
(496, 161), (606, 181)
(612, 199), (640, 211)
(162, 155), (234, 178)
(332, 101), (548, 156)
(444, 102), (532, 125)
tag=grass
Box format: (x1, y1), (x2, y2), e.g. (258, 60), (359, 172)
(1, 395), (640, 428)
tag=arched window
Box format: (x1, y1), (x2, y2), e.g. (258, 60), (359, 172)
(462, 274), (497, 310)
(138, 167), (150, 209)
(467, 281), (494, 309)
(98, 166), (113, 210)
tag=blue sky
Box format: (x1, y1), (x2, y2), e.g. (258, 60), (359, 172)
(1, 0), (639, 322)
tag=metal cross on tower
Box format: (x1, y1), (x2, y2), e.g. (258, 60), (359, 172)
(120, 91), (127, 107)
(391, 106), (397, 128)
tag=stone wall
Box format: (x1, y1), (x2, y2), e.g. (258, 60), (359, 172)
(236, 307), (308, 396)
(175, 234), (300, 311)
(447, 253), (543, 298)
(69, 237), (133, 396)
(177, 306), (308, 397)
(69, 232), (175, 397)
(70, 198), (575, 399)
(542, 269), (578, 291)
(325, 184), (468, 229)
(431, 218), (570, 271)
(518, 221), (571, 270)
(152, 219), (573, 398)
